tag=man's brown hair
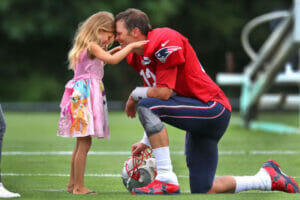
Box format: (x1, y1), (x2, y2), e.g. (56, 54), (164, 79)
(116, 8), (152, 36)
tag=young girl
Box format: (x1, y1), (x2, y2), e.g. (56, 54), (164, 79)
(57, 11), (147, 194)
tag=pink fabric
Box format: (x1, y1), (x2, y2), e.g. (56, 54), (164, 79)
(57, 49), (110, 139)
(59, 79), (75, 109)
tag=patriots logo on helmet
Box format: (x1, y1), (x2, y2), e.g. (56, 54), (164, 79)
(155, 46), (182, 63)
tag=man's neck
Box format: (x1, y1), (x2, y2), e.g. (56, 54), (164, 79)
(133, 48), (144, 55)
(134, 35), (147, 55)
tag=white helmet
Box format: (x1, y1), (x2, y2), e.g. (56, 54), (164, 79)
(122, 149), (157, 192)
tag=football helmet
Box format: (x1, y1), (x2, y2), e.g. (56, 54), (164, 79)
(122, 149), (157, 192)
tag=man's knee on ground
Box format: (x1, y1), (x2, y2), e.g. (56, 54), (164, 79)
(207, 176), (236, 193)
(189, 174), (213, 193)
(137, 106), (164, 137)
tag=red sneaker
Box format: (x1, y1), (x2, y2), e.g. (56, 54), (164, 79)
(131, 180), (180, 195)
(263, 159), (299, 193)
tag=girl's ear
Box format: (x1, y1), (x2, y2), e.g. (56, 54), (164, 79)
(98, 28), (103, 35)
(97, 29), (103, 43)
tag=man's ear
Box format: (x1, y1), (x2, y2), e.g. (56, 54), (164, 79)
(131, 27), (142, 38)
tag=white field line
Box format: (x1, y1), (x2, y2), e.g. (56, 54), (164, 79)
(2, 150), (300, 156)
(3, 173), (300, 179)
(2, 173), (122, 177)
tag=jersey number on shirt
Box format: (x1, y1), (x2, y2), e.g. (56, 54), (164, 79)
(139, 68), (156, 87)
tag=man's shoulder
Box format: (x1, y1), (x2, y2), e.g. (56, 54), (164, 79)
(152, 27), (176, 33)
(146, 28), (183, 50)
(149, 27), (179, 38)
(148, 28), (185, 46)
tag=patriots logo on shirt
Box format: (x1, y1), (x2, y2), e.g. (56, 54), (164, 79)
(155, 46), (182, 63)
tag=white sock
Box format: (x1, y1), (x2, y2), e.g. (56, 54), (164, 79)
(153, 147), (178, 185)
(234, 168), (272, 193)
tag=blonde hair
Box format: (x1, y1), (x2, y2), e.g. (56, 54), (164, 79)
(68, 11), (114, 70)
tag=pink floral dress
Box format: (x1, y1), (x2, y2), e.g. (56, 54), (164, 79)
(57, 49), (109, 138)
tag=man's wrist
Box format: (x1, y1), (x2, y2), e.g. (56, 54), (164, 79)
(140, 132), (151, 147)
(131, 87), (150, 101)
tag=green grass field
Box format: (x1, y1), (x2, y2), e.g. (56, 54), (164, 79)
(2, 111), (300, 199)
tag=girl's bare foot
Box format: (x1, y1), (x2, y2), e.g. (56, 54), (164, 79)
(67, 185), (74, 193)
(72, 187), (97, 194)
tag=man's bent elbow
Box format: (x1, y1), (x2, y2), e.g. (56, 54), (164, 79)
(149, 87), (173, 100)
(160, 89), (173, 100)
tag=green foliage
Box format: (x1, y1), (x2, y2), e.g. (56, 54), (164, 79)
(19, 73), (63, 101)
(142, 0), (184, 26)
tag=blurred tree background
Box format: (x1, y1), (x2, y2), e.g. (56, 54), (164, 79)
(0, 0), (292, 103)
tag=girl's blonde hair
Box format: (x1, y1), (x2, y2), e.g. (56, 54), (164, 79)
(68, 11), (114, 70)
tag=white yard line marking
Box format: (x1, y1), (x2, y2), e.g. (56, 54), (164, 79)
(3, 151), (131, 155)
(35, 189), (66, 192)
(2, 173), (122, 177)
(3, 173), (299, 179)
(3, 150), (300, 156)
